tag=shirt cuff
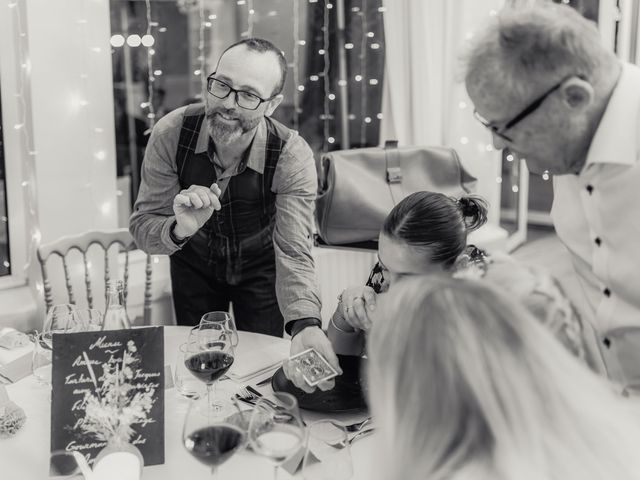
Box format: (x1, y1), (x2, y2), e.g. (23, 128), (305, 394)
(287, 317), (322, 338)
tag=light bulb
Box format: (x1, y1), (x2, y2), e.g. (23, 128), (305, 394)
(328, 93), (336, 100)
(345, 43), (354, 49)
(364, 117), (372, 123)
(110, 35), (125, 47)
(371, 43), (380, 50)
(297, 85), (305, 91)
(126, 35), (142, 47)
(310, 75), (319, 81)
(512, 185), (519, 193)
(141, 34), (155, 47)
(355, 75), (363, 81)
(460, 137), (469, 145)
(328, 137), (335, 143)
(369, 79), (378, 85)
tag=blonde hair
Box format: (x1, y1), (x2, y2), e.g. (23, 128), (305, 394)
(367, 275), (640, 480)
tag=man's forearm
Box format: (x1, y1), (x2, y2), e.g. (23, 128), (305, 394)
(130, 213), (181, 255)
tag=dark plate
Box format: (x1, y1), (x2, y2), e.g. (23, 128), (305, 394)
(271, 355), (368, 413)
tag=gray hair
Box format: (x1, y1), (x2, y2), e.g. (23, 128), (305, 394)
(464, 3), (616, 96)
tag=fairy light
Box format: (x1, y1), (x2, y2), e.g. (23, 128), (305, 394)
(196, 0), (205, 99)
(144, 0), (156, 130)
(247, 0), (254, 37)
(10, 0), (40, 276)
(322, 0), (331, 151)
(292, 0), (301, 130)
(359, 0), (369, 145)
(542, 170), (550, 181)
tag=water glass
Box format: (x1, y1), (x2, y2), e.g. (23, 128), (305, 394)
(302, 420), (353, 480)
(175, 342), (204, 400)
(32, 332), (53, 386)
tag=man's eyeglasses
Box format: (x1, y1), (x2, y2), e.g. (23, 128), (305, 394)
(206, 74), (276, 110)
(473, 76), (576, 142)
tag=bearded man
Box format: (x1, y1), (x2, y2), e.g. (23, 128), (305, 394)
(130, 38), (327, 344)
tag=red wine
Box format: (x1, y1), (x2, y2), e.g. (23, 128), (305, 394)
(185, 351), (234, 384)
(185, 425), (245, 467)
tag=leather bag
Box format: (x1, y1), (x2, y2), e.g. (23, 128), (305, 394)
(315, 141), (477, 245)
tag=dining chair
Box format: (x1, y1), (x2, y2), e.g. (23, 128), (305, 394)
(36, 228), (153, 325)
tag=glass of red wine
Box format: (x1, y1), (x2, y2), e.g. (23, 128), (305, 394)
(248, 392), (306, 480)
(184, 323), (235, 411)
(182, 397), (246, 478)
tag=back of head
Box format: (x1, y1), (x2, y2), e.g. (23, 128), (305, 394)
(464, 3), (616, 98)
(367, 275), (640, 480)
(382, 192), (488, 269)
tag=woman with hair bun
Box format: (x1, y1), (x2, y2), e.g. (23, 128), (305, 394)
(284, 191), (489, 392)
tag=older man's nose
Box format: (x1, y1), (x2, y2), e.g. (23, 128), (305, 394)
(492, 132), (509, 151)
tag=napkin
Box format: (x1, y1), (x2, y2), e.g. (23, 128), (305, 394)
(0, 328), (30, 350)
(227, 335), (289, 382)
(0, 352), (33, 383)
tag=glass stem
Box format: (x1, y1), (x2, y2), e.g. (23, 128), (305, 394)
(211, 465), (217, 478)
(273, 465), (279, 480)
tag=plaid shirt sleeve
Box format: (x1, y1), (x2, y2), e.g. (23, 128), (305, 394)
(129, 108), (185, 255)
(271, 132), (322, 326)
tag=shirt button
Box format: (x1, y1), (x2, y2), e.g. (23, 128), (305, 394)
(586, 185), (594, 194)
(594, 237), (602, 246)
(603, 288), (611, 297)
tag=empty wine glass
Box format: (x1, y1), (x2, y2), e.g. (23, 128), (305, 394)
(248, 392), (306, 480)
(185, 324), (235, 410)
(43, 304), (79, 343)
(302, 420), (353, 480)
(32, 331), (53, 386)
(74, 308), (103, 331)
(183, 397), (246, 478)
(199, 311), (239, 347)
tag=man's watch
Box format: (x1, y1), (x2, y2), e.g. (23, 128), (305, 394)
(169, 220), (190, 247)
(288, 317), (322, 338)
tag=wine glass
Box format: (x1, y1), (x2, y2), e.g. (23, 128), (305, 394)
(175, 342), (204, 400)
(183, 397), (246, 478)
(302, 420), (353, 480)
(42, 304), (79, 345)
(199, 311), (239, 347)
(185, 324), (235, 410)
(248, 392), (307, 480)
(73, 308), (103, 331)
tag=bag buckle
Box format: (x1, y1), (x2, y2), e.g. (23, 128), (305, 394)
(386, 167), (402, 184)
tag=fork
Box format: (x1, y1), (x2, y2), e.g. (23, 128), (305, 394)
(326, 427), (375, 449)
(236, 386), (307, 426)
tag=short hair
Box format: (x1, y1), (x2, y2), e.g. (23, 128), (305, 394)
(464, 3), (616, 96)
(217, 38), (287, 97)
(382, 192), (488, 269)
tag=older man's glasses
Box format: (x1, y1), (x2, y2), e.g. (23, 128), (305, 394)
(473, 77), (571, 142)
(206, 75), (275, 111)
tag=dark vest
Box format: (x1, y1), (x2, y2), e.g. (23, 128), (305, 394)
(172, 103), (287, 284)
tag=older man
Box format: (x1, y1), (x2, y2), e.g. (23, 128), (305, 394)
(465, 3), (640, 378)
(130, 38), (332, 359)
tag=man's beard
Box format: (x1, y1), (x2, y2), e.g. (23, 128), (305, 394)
(206, 109), (261, 145)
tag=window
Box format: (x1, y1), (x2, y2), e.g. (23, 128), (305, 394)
(109, 0), (385, 225)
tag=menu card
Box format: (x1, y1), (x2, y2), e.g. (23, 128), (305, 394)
(50, 327), (165, 471)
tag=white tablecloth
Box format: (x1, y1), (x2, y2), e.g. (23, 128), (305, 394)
(1, 326), (374, 479)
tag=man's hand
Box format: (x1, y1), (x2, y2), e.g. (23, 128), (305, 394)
(339, 285), (377, 331)
(283, 326), (342, 394)
(172, 183), (222, 238)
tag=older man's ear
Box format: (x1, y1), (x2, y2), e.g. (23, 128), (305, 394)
(561, 77), (594, 111)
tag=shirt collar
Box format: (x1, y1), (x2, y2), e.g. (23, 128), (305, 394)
(194, 114), (267, 174)
(584, 62), (640, 169)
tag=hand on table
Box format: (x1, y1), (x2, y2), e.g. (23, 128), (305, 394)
(339, 285), (377, 332)
(172, 183), (222, 238)
(283, 326), (342, 394)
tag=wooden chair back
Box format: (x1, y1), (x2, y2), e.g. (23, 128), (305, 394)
(36, 229), (152, 325)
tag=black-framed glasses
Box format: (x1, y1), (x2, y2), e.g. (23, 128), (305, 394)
(206, 74), (275, 110)
(473, 76), (576, 142)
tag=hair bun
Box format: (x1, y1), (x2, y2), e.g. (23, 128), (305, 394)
(457, 196), (489, 232)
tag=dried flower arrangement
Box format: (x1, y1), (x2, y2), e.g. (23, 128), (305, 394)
(81, 340), (155, 444)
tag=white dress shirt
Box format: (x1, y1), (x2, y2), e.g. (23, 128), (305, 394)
(551, 63), (640, 334)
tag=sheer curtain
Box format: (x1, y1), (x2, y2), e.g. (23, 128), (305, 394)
(380, 0), (506, 227)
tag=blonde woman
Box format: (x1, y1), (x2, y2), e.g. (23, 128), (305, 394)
(368, 275), (640, 480)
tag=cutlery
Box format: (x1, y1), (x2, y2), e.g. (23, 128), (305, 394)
(256, 375), (273, 387)
(341, 416), (372, 433)
(235, 386), (307, 425)
(327, 427), (375, 449)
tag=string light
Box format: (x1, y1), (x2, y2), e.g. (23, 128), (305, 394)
(292, 0), (301, 129)
(144, 0), (156, 131)
(196, 0), (205, 100)
(359, 0), (369, 145)
(10, 0), (40, 277)
(247, 0), (254, 37)
(322, 0), (331, 151)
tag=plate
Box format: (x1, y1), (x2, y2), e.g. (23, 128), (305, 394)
(271, 354), (368, 413)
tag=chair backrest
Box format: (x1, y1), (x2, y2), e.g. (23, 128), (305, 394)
(36, 229), (153, 325)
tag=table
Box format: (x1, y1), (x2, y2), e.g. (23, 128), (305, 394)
(2, 326), (374, 479)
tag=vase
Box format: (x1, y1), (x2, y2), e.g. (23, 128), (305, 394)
(93, 437), (144, 480)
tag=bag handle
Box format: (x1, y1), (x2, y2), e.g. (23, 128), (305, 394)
(384, 140), (402, 184)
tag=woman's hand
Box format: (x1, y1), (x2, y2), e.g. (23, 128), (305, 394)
(339, 285), (377, 331)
